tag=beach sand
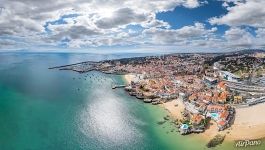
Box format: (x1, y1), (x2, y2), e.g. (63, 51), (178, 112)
(225, 103), (265, 140)
(197, 103), (265, 141)
(124, 74), (136, 84)
(162, 99), (265, 141)
(162, 99), (185, 120)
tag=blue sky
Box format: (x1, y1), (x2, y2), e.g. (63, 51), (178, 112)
(0, 0), (264, 53)
(157, 0), (225, 28)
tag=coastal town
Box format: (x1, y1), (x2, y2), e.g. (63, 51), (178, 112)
(50, 49), (265, 146)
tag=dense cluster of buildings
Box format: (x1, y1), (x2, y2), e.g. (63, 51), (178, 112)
(103, 53), (264, 135)
(54, 51), (265, 135)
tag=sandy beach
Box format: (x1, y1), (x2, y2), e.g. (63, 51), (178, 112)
(162, 99), (185, 120)
(161, 99), (265, 141)
(124, 74), (136, 84)
(225, 103), (265, 140)
(196, 103), (265, 141)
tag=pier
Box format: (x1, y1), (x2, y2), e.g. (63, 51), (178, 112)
(48, 61), (97, 69)
(112, 85), (126, 89)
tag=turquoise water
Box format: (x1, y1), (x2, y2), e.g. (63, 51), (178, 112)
(210, 113), (219, 120)
(180, 124), (189, 129)
(0, 53), (264, 150)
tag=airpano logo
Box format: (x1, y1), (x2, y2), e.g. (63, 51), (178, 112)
(235, 139), (262, 148)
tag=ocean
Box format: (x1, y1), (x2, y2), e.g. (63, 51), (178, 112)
(0, 53), (262, 150)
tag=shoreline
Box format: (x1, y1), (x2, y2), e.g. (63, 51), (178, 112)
(122, 74), (265, 141)
(225, 103), (265, 140)
(161, 98), (185, 120)
(163, 99), (265, 141)
(123, 74), (137, 84)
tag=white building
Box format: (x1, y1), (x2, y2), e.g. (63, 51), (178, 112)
(219, 71), (240, 82)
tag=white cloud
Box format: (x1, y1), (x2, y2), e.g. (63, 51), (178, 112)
(0, 38), (30, 49)
(255, 28), (265, 47)
(210, 0), (265, 28)
(0, 0), (264, 52)
(0, 0), (201, 36)
(222, 2), (229, 8)
(95, 8), (148, 29)
(0, 0), (205, 50)
(224, 27), (265, 50)
(183, 0), (200, 8)
(224, 27), (254, 48)
(143, 23), (217, 44)
(256, 28), (265, 38)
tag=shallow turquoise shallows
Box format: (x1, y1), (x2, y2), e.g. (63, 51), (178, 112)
(0, 53), (263, 150)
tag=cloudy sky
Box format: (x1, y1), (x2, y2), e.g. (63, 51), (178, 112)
(0, 0), (265, 53)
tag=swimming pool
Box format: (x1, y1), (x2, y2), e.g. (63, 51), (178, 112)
(180, 124), (189, 129)
(210, 113), (219, 120)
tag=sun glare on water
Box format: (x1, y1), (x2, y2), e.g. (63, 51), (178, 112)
(78, 78), (142, 147)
